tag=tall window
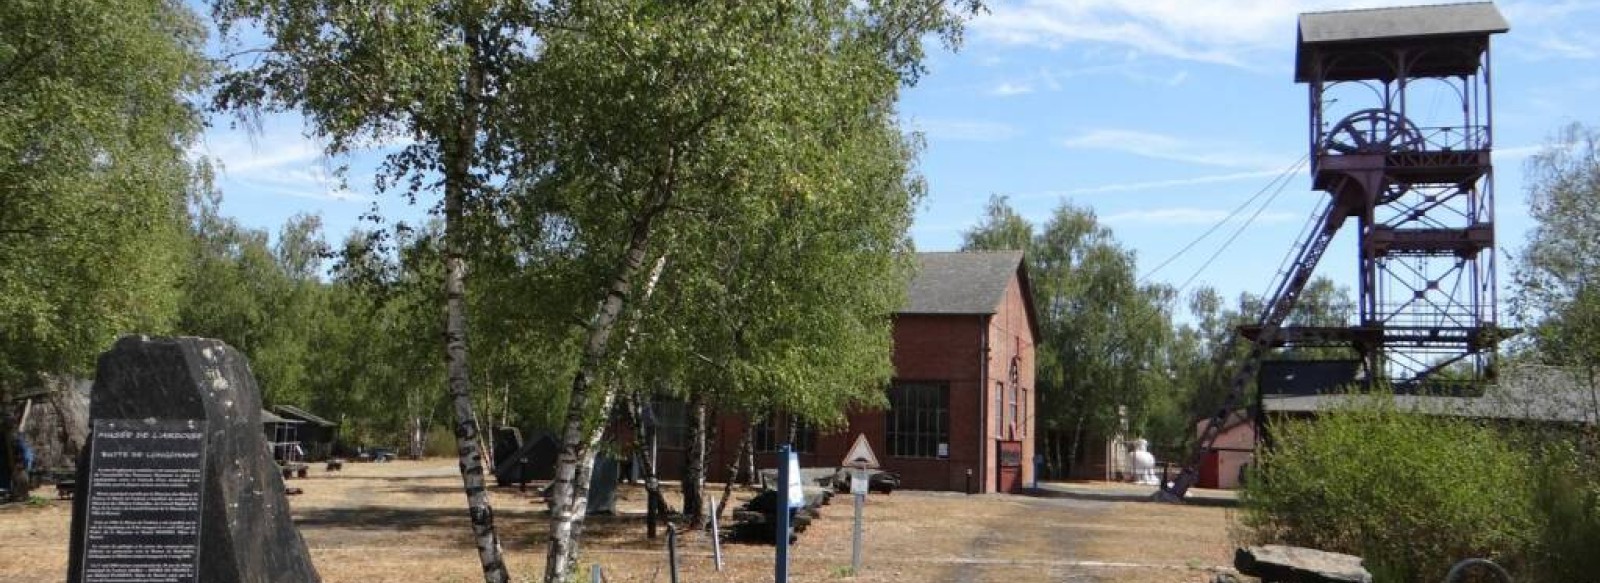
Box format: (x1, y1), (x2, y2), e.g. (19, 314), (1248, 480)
(1020, 388), (1029, 437)
(1011, 385), (1022, 439)
(994, 381), (1005, 438)
(887, 382), (948, 458)
(790, 416), (816, 454)
(753, 416), (779, 453)
(753, 413), (815, 453)
(652, 400), (687, 449)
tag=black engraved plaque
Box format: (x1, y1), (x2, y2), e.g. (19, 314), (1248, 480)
(80, 418), (207, 583)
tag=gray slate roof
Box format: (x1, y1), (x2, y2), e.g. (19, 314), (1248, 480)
(1262, 364), (1597, 425)
(902, 251), (1024, 316)
(261, 409), (301, 424)
(1298, 2), (1509, 45)
(276, 404), (338, 427)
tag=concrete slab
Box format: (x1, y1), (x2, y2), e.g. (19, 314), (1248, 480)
(1032, 480), (1240, 507)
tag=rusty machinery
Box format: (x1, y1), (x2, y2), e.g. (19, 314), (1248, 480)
(1159, 3), (1511, 501)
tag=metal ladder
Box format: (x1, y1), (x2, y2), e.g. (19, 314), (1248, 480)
(1159, 195), (1348, 501)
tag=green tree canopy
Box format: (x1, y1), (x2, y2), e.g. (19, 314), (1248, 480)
(1513, 122), (1600, 374)
(1, 0), (207, 387)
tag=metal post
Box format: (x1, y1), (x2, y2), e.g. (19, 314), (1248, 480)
(775, 444), (792, 583)
(590, 564), (601, 583)
(1033, 454), (1042, 489)
(709, 494), (724, 571)
(646, 491), (657, 539)
(851, 469), (865, 574)
(667, 525), (680, 583)
(965, 468), (973, 495)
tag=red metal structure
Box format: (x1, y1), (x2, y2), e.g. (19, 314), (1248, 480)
(1161, 3), (1510, 501)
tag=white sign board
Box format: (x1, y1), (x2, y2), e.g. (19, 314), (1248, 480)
(840, 434), (880, 469)
(850, 468), (869, 495)
(785, 451), (805, 509)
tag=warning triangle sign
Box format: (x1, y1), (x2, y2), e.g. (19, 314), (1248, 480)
(840, 434), (880, 469)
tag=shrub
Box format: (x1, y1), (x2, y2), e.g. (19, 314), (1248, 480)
(425, 425), (457, 458)
(1241, 396), (1535, 581)
(1525, 440), (1600, 581)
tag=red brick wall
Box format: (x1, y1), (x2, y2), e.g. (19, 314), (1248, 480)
(984, 273), (1037, 492)
(681, 267), (1037, 494)
(880, 314), (986, 491)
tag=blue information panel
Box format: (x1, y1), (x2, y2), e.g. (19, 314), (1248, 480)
(785, 452), (804, 509)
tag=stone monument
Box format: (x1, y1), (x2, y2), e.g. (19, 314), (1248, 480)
(67, 336), (320, 583)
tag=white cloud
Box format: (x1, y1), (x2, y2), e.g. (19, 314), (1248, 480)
(990, 82), (1035, 96)
(1496, 144), (1548, 164)
(972, 0), (1393, 69)
(908, 119), (1023, 142)
(1103, 207), (1299, 225)
(1500, 0), (1600, 25)
(1529, 34), (1599, 60)
(1024, 168), (1292, 199)
(191, 127), (372, 203)
(1060, 128), (1292, 169)
(987, 64), (1189, 99)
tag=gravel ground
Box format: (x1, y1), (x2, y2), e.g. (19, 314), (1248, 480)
(0, 458), (1238, 582)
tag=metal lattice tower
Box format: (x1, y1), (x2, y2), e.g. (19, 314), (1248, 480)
(1161, 2), (1510, 501)
(1294, 2), (1510, 388)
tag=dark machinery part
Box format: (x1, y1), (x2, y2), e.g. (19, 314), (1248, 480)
(1158, 196), (1348, 502)
(1322, 109), (1424, 155)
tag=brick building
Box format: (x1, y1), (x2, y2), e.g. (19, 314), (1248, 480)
(689, 251), (1039, 493)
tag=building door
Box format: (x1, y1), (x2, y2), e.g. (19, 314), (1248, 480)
(997, 441), (1023, 493)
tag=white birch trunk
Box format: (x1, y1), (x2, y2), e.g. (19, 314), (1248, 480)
(442, 24), (509, 583)
(543, 234), (669, 583)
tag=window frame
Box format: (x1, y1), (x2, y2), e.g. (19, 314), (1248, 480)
(652, 399), (688, 450)
(886, 381), (950, 459)
(752, 413), (816, 453)
(994, 381), (1005, 439)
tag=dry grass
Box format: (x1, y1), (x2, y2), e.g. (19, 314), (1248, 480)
(1, 459), (1236, 582)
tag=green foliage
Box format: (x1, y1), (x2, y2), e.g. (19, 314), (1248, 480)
(424, 425), (458, 458)
(1524, 439), (1600, 581)
(1513, 123), (1600, 379)
(628, 95), (922, 430)
(177, 190), (331, 407)
(505, 0), (972, 430)
(962, 195), (1176, 469)
(1242, 398), (1536, 581)
(0, 0), (208, 388)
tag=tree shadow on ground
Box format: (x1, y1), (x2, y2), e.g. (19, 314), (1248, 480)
(293, 505), (679, 552)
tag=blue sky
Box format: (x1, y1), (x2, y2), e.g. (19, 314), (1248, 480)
(194, 1), (1600, 319)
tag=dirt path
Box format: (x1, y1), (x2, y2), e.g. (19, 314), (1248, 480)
(0, 459), (1236, 582)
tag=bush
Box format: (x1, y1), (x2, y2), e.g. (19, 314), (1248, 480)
(1241, 396), (1535, 581)
(425, 425), (457, 458)
(1525, 441), (1600, 581)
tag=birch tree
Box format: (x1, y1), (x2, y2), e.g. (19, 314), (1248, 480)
(1514, 123), (1600, 395)
(208, 2), (543, 579)
(1, 0), (204, 500)
(515, 1), (978, 578)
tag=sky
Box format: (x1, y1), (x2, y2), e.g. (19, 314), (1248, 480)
(192, 0), (1600, 320)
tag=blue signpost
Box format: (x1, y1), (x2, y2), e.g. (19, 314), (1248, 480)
(775, 444), (793, 583)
